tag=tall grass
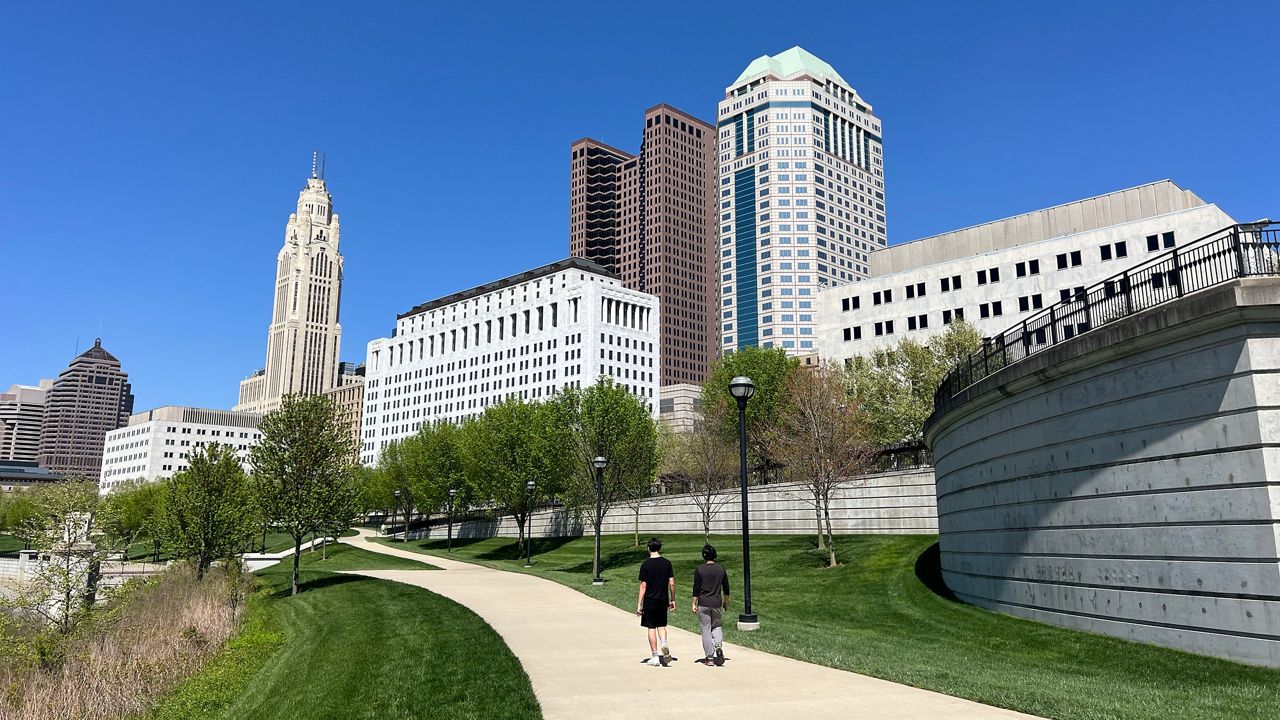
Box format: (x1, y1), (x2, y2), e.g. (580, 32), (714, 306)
(0, 563), (246, 720)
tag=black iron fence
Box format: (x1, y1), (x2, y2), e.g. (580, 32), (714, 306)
(929, 221), (1279, 424)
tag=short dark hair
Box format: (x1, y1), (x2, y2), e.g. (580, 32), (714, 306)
(647, 537), (662, 553)
(701, 544), (717, 561)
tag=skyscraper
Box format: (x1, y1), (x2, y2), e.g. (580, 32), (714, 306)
(0, 381), (51, 463)
(570, 104), (718, 385)
(236, 157), (345, 413)
(717, 47), (886, 354)
(37, 339), (134, 481)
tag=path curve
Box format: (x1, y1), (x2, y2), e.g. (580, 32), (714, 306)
(340, 529), (1040, 720)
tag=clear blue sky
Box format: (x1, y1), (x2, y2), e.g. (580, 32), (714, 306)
(2, 2), (1276, 411)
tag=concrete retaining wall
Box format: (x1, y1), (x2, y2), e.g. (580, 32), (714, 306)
(406, 467), (937, 541)
(926, 279), (1280, 667)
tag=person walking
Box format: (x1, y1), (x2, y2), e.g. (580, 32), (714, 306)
(636, 537), (675, 666)
(691, 543), (730, 666)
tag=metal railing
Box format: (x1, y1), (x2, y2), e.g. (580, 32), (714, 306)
(928, 221), (1279, 425)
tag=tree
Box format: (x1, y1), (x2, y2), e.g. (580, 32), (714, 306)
(659, 420), (736, 542)
(768, 364), (877, 567)
(845, 320), (983, 445)
(0, 492), (40, 549)
(702, 346), (799, 483)
(460, 399), (572, 558)
(100, 479), (164, 560)
(161, 443), (259, 580)
(408, 421), (471, 527)
(560, 378), (659, 552)
(252, 394), (359, 595)
(13, 481), (106, 634)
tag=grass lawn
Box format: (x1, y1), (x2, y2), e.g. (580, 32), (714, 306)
(0, 532), (26, 554)
(149, 543), (537, 720)
(381, 533), (1279, 720)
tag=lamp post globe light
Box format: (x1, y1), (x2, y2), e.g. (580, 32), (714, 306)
(524, 480), (536, 568)
(393, 489), (403, 542)
(591, 456), (607, 586)
(729, 375), (759, 630)
(447, 488), (457, 553)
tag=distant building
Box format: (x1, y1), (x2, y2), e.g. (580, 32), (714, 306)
(362, 257), (660, 465)
(237, 157), (345, 414)
(100, 406), (262, 495)
(324, 362), (365, 457)
(0, 381), (51, 463)
(37, 339), (133, 482)
(570, 104), (719, 386)
(815, 181), (1235, 364)
(718, 47), (887, 355)
(658, 383), (703, 432)
(0, 460), (63, 492)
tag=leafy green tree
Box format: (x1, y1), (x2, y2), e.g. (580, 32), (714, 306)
(460, 398), (572, 558)
(13, 481), (105, 634)
(1, 493), (40, 549)
(408, 421), (471, 524)
(846, 320), (983, 445)
(702, 346), (799, 482)
(161, 443), (259, 580)
(252, 394), (359, 595)
(560, 378), (659, 551)
(768, 364), (876, 567)
(100, 479), (164, 560)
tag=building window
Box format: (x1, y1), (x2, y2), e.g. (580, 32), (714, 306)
(1056, 251), (1083, 269)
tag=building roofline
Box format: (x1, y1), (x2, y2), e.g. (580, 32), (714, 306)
(569, 137), (636, 160)
(643, 103), (714, 129)
(886, 179), (1194, 251)
(397, 257), (619, 320)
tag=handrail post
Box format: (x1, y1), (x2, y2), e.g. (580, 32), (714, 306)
(1172, 248), (1183, 297)
(1231, 227), (1247, 277)
(1049, 305), (1058, 344)
(1123, 270), (1133, 317)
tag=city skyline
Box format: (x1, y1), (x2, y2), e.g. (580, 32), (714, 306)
(3, 2), (1277, 411)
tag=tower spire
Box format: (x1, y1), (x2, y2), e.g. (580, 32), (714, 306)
(311, 150), (318, 179)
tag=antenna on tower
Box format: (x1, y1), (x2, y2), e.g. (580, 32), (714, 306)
(311, 150), (318, 179)
(320, 152), (326, 180)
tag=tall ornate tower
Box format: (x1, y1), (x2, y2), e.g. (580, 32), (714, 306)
(236, 156), (344, 414)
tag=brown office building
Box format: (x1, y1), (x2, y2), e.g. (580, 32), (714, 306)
(570, 104), (718, 386)
(37, 338), (134, 481)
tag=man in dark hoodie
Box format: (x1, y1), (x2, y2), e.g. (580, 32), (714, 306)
(691, 543), (730, 666)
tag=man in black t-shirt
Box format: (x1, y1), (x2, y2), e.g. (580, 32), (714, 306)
(636, 537), (675, 666)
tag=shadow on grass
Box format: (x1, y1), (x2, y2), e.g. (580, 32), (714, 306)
(268, 573), (364, 598)
(913, 542), (959, 602)
(475, 535), (581, 561)
(563, 546), (647, 574)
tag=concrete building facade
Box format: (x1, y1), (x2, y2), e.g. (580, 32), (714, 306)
(0, 381), (51, 463)
(100, 406), (263, 494)
(323, 361), (365, 458)
(37, 339), (133, 481)
(925, 276), (1280, 667)
(718, 46), (886, 355)
(657, 383), (702, 432)
(816, 181), (1235, 362)
(570, 104), (719, 385)
(237, 159), (344, 414)
(361, 258), (660, 466)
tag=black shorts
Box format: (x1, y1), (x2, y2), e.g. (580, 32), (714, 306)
(640, 606), (668, 629)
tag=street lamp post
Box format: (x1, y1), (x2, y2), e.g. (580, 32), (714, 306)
(592, 456), (607, 585)
(524, 480), (536, 567)
(392, 489), (401, 542)
(729, 375), (759, 631)
(447, 488), (457, 553)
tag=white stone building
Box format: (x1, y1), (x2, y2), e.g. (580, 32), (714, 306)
(718, 46), (886, 355)
(100, 406), (262, 495)
(816, 181), (1237, 363)
(236, 156), (345, 414)
(361, 258), (660, 466)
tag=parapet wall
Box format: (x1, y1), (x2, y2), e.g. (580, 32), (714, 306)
(410, 467), (936, 541)
(925, 279), (1280, 667)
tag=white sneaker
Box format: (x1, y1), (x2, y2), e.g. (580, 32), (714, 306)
(644, 656), (662, 666)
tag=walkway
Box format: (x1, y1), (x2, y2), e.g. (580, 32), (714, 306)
(340, 530), (1040, 720)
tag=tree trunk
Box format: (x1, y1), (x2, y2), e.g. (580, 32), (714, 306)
(823, 501), (837, 568)
(321, 534), (328, 560)
(815, 501), (825, 550)
(516, 516), (526, 559)
(632, 506), (640, 547)
(292, 537), (302, 595)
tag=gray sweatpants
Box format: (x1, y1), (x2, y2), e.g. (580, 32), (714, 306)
(698, 606), (723, 658)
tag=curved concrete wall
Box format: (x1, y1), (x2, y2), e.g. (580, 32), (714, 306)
(926, 280), (1280, 667)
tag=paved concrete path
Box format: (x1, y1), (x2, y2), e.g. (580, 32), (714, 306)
(340, 530), (1040, 720)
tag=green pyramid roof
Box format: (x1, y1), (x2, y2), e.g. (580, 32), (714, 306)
(733, 46), (847, 87)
